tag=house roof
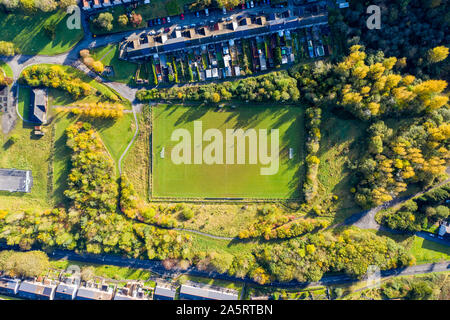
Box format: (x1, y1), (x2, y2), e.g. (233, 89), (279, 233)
(154, 284), (177, 299)
(18, 280), (56, 298)
(0, 277), (20, 291)
(180, 283), (238, 300)
(32, 89), (47, 124)
(56, 283), (78, 296)
(76, 286), (113, 300)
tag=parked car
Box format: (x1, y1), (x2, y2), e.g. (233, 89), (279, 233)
(147, 20), (153, 27)
(167, 17), (171, 23)
(162, 17), (166, 24)
(205, 8), (209, 16)
(223, 6), (227, 14)
(164, 27), (170, 32)
(250, 1), (254, 8)
(181, 13), (184, 20)
(157, 18), (161, 25)
(241, 3), (245, 9)
(196, 11), (200, 17)
(246, 2), (250, 8)
(226, 17), (232, 21)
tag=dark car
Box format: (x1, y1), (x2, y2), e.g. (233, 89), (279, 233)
(181, 13), (184, 20)
(157, 18), (161, 25)
(162, 17), (166, 24)
(147, 20), (153, 27)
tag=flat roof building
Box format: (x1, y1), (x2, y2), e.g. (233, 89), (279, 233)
(0, 169), (32, 193)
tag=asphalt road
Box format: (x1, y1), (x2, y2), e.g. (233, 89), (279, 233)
(0, 242), (448, 288)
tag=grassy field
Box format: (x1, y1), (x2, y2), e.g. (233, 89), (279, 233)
(17, 86), (31, 121)
(0, 10), (83, 55)
(123, 111), (151, 200)
(313, 110), (367, 222)
(90, 44), (138, 84)
(0, 62), (13, 79)
(152, 104), (305, 199)
(50, 259), (154, 282)
(0, 116), (53, 212)
(409, 237), (450, 264)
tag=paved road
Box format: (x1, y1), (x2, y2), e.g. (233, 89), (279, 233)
(0, 242), (448, 288)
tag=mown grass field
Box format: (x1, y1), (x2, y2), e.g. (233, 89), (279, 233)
(152, 104), (304, 199)
(0, 10), (83, 55)
(90, 45), (138, 85)
(409, 236), (450, 264)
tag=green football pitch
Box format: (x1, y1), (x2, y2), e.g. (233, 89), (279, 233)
(152, 105), (305, 199)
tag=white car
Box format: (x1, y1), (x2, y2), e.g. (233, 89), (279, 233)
(223, 6), (227, 14)
(167, 16), (171, 23)
(250, 1), (254, 8)
(205, 8), (209, 16)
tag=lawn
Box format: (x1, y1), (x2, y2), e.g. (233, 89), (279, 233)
(123, 111), (151, 200)
(409, 236), (450, 264)
(90, 45), (138, 85)
(49, 259), (154, 282)
(0, 117), (53, 212)
(0, 10), (84, 55)
(17, 85), (31, 121)
(0, 62), (13, 79)
(152, 104), (305, 199)
(314, 109), (367, 222)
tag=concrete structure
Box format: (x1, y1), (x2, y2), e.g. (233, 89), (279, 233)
(0, 169), (32, 193)
(179, 282), (238, 300)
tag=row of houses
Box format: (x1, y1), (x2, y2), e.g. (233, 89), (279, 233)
(120, 12), (328, 60)
(0, 277), (150, 300)
(0, 276), (239, 301)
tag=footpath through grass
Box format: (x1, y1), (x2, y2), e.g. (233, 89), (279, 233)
(0, 62), (13, 79)
(90, 45), (138, 85)
(152, 104), (305, 199)
(0, 10), (83, 55)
